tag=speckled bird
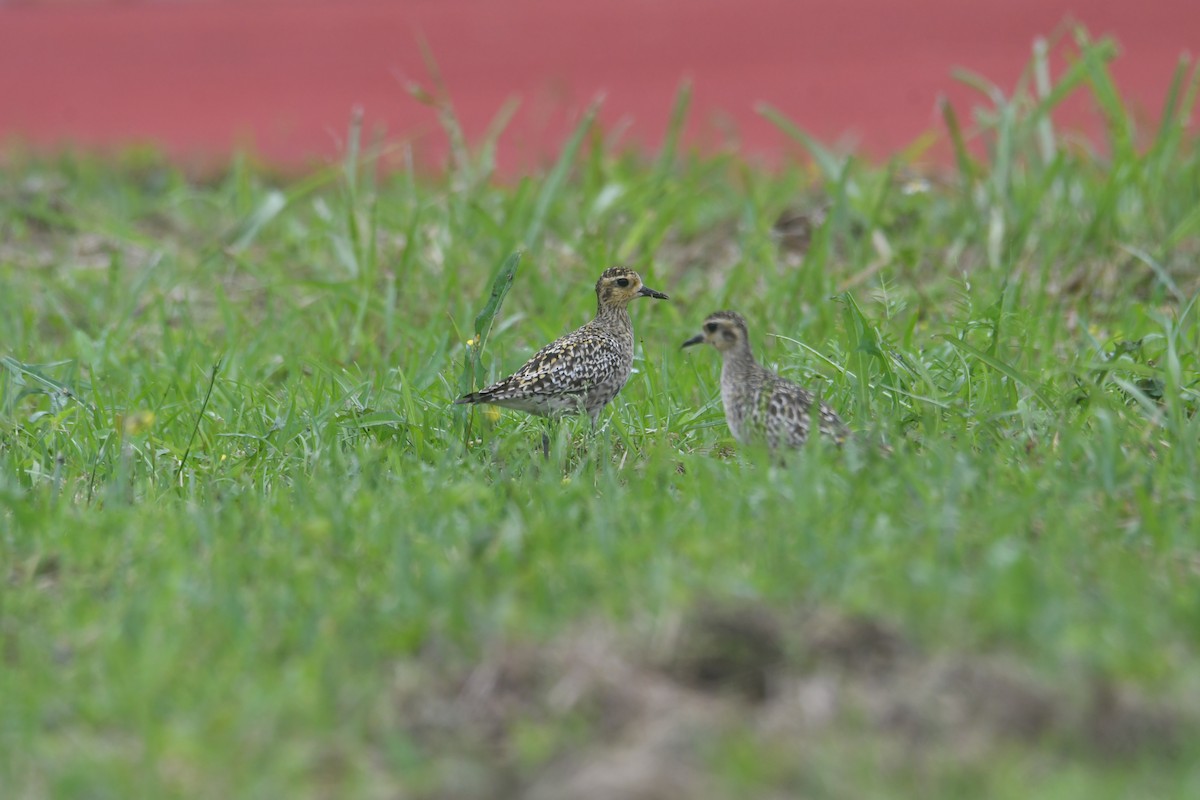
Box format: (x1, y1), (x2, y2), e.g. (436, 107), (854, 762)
(683, 310), (848, 449)
(456, 267), (668, 424)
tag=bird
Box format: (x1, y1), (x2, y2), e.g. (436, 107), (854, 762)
(456, 267), (669, 430)
(682, 310), (848, 450)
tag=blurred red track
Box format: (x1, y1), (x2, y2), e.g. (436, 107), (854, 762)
(1, 0), (1196, 172)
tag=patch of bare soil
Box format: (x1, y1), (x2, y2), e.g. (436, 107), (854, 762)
(656, 217), (741, 284)
(393, 602), (1193, 799)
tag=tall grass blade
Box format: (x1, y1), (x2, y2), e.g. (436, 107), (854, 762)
(1032, 37), (1057, 164)
(176, 360), (222, 484)
(839, 293), (876, 415)
(458, 251), (523, 407)
(939, 97), (977, 185)
(525, 97), (603, 248)
(1072, 29), (1131, 159)
(757, 103), (844, 182)
(655, 80), (692, 177)
(1030, 39), (1111, 124)
(478, 97), (522, 184)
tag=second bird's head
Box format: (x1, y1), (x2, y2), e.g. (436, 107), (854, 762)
(682, 310), (750, 353)
(596, 267), (669, 306)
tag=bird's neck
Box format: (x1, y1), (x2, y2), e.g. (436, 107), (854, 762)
(594, 301), (633, 330)
(720, 345), (760, 379)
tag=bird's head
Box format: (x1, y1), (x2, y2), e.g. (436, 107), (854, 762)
(595, 267), (668, 307)
(682, 310), (750, 353)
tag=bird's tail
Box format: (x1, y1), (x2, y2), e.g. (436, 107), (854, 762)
(455, 392), (481, 405)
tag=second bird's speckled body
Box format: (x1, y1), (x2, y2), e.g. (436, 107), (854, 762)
(684, 310), (848, 449)
(456, 267), (668, 424)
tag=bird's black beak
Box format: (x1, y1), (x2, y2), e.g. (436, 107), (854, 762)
(638, 285), (669, 300)
(681, 334), (705, 348)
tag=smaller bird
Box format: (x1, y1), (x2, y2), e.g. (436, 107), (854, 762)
(682, 310), (848, 449)
(457, 267), (668, 429)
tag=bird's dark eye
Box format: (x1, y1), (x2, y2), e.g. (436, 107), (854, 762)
(704, 322), (719, 333)
(616, 277), (631, 288)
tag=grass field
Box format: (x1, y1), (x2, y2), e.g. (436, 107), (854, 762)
(4, 33), (1200, 798)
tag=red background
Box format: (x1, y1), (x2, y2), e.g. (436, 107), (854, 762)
(1, 0), (1197, 172)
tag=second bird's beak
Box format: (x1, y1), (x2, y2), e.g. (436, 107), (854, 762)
(681, 333), (705, 348)
(638, 286), (669, 300)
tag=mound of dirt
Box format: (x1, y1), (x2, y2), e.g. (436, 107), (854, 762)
(394, 602), (1193, 799)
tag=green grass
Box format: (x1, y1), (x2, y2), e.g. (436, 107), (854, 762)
(4, 29), (1200, 798)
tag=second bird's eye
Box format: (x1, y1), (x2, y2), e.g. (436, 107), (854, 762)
(616, 278), (630, 288)
(704, 322), (719, 333)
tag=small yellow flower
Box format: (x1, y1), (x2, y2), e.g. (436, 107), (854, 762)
(122, 410), (155, 436)
(302, 517), (333, 540)
(483, 406), (501, 423)
(465, 337), (476, 348)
